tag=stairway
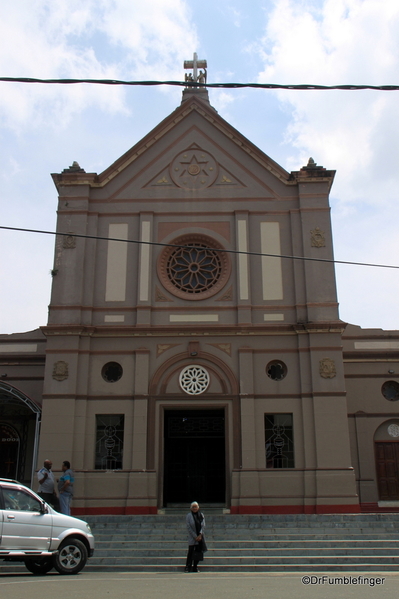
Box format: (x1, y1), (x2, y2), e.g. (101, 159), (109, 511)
(85, 513), (399, 572)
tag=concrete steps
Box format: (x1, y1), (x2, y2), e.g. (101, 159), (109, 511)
(84, 513), (399, 572)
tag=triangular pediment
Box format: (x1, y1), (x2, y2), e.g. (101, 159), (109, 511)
(101, 106), (296, 201)
(53, 96), (301, 200)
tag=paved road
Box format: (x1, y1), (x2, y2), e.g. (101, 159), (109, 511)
(1, 572), (399, 599)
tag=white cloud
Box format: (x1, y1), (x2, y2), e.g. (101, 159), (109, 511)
(212, 90), (236, 112)
(255, 0), (399, 205)
(227, 5), (243, 28)
(1, 157), (22, 180)
(0, 0), (198, 130)
(250, 0), (399, 329)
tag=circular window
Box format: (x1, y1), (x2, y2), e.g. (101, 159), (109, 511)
(388, 424), (399, 438)
(266, 360), (287, 381)
(179, 365), (210, 395)
(102, 362), (123, 383)
(158, 234), (230, 300)
(382, 381), (399, 401)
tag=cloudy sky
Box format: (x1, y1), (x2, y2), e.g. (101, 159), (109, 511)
(1, 0), (399, 334)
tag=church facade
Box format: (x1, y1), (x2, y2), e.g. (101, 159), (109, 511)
(2, 68), (399, 514)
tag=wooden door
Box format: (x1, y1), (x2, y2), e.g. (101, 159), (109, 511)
(375, 442), (399, 500)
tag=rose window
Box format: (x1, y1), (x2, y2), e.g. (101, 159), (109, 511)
(168, 243), (221, 293)
(388, 424), (399, 438)
(158, 234), (230, 300)
(179, 365), (210, 395)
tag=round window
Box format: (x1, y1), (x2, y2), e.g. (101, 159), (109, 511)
(179, 365), (210, 395)
(102, 362), (123, 383)
(388, 423), (399, 437)
(158, 235), (230, 300)
(266, 360), (287, 381)
(382, 381), (399, 401)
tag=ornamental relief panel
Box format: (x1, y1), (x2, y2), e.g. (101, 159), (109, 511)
(63, 234), (76, 249)
(171, 148), (218, 189)
(157, 344), (181, 357)
(319, 358), (336, 379)
(147, 145), (243, 190)
(311, 227), (326, 248)
(52, 361), (69, 381)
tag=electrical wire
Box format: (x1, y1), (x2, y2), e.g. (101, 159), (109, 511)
(1, 225), (398, 270)
(1, 77), (399, 91)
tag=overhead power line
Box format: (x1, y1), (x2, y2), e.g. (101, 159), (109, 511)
(1, 225), (399, 271)
(1, 77), (399, 91)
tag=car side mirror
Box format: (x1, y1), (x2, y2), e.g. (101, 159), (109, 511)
(40, 502), (49, 514)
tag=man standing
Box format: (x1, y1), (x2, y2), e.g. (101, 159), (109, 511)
(37, 459), (59, 509)
(58, 460), (74, 515)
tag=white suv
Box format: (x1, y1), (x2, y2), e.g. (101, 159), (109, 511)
(0, 478), (94, 575)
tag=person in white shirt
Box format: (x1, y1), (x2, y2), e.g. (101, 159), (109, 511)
(37, 459), (59, 510)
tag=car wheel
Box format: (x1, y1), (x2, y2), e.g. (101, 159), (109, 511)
(53, 538), (88, 575)
(25, 558), (54, 575)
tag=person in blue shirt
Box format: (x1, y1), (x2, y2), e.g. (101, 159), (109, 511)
(58, 461), (74, 515)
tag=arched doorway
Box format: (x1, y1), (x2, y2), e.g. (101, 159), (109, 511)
(0, 382), (41, 485)
(148, 347), (240, 508)
(374, 420), (399, 500)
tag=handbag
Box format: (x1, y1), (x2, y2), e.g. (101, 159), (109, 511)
(193, 538), (207, 562)
(192, 544), (204, 562)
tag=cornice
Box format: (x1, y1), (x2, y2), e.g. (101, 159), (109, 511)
(41, 321), (346, 338)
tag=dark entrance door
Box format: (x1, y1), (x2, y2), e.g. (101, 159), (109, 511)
(375, 442), (399, 499)
(0, 423), (20, 479)
(163, 409), (226, 505)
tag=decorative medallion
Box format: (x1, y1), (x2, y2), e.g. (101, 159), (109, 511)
(52, 361), (69, 381)
(311, 227), (326, 248)
(158, 234), (230, 301)
(63, 234), (76, 249)
(179, 365), (210, 395)
(388, 424), (399, 438)
(170, 148), (218, 189)
(319, 358), (336, 379)
(188, 164), (201, 176)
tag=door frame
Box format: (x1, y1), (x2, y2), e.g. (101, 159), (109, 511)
(158, 403), (231, 508)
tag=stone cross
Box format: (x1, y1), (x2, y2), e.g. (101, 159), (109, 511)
(184, 52), (207, 85)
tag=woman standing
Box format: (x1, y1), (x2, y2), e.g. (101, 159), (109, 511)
(185, 501), (206, 573)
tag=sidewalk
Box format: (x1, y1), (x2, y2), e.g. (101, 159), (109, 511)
(1, 571), (399, 599)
